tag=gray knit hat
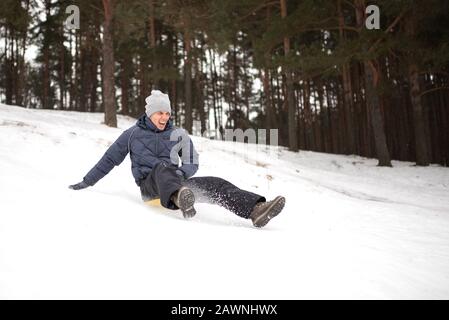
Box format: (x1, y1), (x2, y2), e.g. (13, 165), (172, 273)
(145, 90), (171, 117)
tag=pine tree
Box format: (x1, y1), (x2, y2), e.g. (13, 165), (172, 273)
(101, 0), (117, 127)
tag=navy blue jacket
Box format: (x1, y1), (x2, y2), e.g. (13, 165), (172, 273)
(83, 114), (199, 186)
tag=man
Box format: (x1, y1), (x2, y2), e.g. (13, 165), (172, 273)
(69, 90), (285, 228)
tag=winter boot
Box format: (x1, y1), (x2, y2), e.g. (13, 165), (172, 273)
(250, 196), (285, 228)
(171, 186), (196, 218)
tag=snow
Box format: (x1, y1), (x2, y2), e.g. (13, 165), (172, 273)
(1, 103), (449, 299)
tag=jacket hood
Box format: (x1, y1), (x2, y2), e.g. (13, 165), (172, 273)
(136, 113), (173, 132)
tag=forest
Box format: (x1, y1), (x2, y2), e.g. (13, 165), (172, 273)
(1, 0), (448, 166)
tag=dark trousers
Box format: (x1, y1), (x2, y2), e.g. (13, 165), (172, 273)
(140, 162), (265, 219)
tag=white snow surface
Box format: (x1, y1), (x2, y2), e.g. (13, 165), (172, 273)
(1, 103), (449, 299)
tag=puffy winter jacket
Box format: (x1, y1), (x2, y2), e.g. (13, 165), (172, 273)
(83, 114), (199, 186)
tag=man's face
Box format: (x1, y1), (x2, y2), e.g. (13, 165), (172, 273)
(150, 111), (170, 130)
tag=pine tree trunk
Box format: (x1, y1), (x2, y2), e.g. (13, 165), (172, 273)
(232, 44), (237, 115)
(148, 0), (157, 89)
(17, 0), (29, 107)
(87, 21), (100, 113)
(355, 0), (391, 166)
(75, 31), (81, 111)
(405, 11), (430, 166)
(408, 64), (429, 166)
(352, 61), (362, 155)
(12, 29), (18, 105)
(438, 76), (449, 166)
(209, 49), (219, 133)
(4, 25), (13, 105)
(316, 81), (328, 152)
(90, 29), (99, 113)
(120, 58), (130, 116)
(364, 61), (392, 166)
(280, 0), (298, 152)
(195, 45), (206, 134)
(337, 0), (355, 154)
(303, 80), (313, 149)
(42, 0), (52, 109)
(138, 54), (147, 114)
(325, 85), (336, 153)
(58, 22), (65, 110)
(171, 32), (178, 124)
(342, 64), (356, 153)
(43, 42), (50, 109)
(262, 67), (276, 129)
(102, 0), (117, 127)
(184, 29), (193, 133)
(262, 6), (276, 133)
(79, 38), (87, 113)
(69, 29), (77, 111)
(171, 78), (177, 125)
(149, 0), (156, 48)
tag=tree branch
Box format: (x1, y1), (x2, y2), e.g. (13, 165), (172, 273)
(419, 86), (449, 97)
(419, 70), (449, 78)
(299, 25), (360, 34)
(343, 0), (356, 10)
(89, 3), (103, 14)
(238, 1), (279, 22)
(291, 63), (338, 82)
(368, 9), (408, 53)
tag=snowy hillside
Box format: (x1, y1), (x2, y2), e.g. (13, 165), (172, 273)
(1, 103), (449, 299)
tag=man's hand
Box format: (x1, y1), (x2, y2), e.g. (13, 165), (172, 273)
(69, 181), (89, 190)
(175, 169), (185, 179)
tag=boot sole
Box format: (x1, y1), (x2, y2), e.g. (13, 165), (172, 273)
(178, 188), (196, 218)
(252, 196), (285, 228)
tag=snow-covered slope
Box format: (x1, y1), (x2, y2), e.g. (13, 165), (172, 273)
(1, 103), (449, 299)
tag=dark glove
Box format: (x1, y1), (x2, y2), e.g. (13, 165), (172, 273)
(175, 169), (185, 180)
(69, 181), (89, 190)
